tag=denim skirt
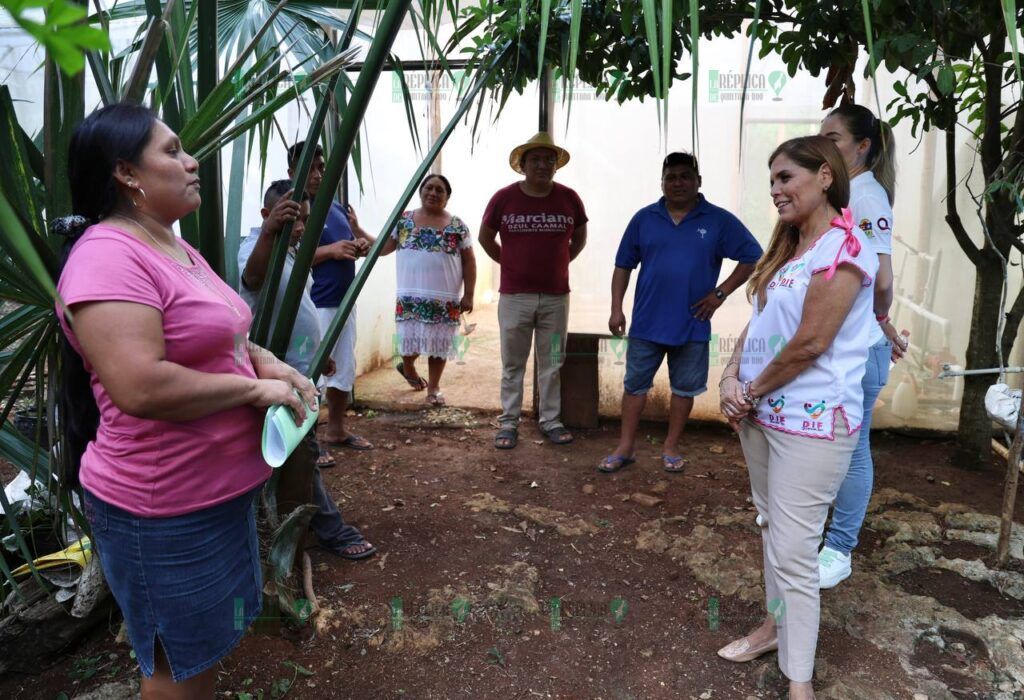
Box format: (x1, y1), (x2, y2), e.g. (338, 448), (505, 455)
(83, 486), (263, 682)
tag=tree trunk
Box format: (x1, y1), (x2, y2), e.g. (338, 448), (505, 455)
(955, 251), (1004, 468)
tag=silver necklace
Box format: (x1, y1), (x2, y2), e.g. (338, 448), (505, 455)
(112, 215), (241, 318)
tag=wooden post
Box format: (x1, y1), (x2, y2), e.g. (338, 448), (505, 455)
(996, 401), (1024, 566)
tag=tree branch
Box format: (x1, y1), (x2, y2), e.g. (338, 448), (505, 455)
(979, 32), (1005, 184)
(1002, 281), (1024, 362)
(942, 127), (983, 266)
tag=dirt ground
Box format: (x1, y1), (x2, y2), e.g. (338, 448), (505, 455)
(2, 408), (1024, 699)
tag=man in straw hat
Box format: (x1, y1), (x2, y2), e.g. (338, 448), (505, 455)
(478, 132), (588, 450)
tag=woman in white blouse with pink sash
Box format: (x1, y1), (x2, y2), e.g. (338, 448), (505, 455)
(716, 136), (878, 699)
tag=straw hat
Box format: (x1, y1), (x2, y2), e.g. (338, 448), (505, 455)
(508, 132), (571, 174)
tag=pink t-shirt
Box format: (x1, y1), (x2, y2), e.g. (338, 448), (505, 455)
(56, 225), (270, 517)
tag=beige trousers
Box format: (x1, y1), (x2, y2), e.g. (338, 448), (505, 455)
(738, 419), (857, 682)
(497, 293), (569, 431)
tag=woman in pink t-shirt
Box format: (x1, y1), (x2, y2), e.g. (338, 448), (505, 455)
(56, 103), (313, 698)
(715, 136), (877, 698)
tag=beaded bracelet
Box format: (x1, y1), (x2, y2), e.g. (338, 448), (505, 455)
(741, 380), (761, 406)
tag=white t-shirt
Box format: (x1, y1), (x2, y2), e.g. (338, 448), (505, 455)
(739, 220), (879, 440)
(850, 171), (894, 345)
(237, 229), (323, 377)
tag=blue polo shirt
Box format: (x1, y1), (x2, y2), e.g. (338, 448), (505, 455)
(310, 200), (356, 308)
(615, 194), (762, 345)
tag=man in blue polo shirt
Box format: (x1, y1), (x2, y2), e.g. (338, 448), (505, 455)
(288, 141), (374, 452)
(599, 152), (762, 474)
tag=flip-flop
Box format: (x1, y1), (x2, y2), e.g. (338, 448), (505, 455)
(494, 428), (518, 450)
(316, 441), (336, 468)
(426, 392), (446, 406)
(597, 455), (635, 473)
(662, 454), (686, 473)
(396, 363), (427, 390)
(325, 434), (374, 450)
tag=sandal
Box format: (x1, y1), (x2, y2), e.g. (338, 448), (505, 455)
(662, 454), (686, 473)
(542, 425), (574, 445)
(426, 392), (446, 406)
(316, 441), (336, 468)
(494, 428), (518, 450)
(597, 455), (635, 473)
(396, 363), (427, 390)
(335, 541), (377, 561)
(325, 434), (374, 450)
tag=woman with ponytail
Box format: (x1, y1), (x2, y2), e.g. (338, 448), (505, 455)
(56, 103), (313, 698)
(717, 136), (877, 698)
(816, 104), (907, 589)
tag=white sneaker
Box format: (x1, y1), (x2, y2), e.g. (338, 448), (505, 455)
(818, 546), (852, 589)
(755, 513), (766, 527)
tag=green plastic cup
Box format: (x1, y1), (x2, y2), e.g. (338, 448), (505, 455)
(261, 393), (319, 468)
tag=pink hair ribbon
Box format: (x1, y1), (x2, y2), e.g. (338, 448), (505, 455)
(824, 207), (861, 280)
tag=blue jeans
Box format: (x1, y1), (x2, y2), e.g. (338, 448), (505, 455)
(623, 337), (709, 398)
(824, 338), (891, 554)
(312, 466), (366, 552)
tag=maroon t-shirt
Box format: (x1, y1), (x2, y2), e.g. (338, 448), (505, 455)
(483, 182), (588, 294)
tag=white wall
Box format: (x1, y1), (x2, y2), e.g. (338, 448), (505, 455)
(2, 13), (1019, 430)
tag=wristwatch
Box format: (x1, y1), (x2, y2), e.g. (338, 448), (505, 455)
(713, 288), (727, 301)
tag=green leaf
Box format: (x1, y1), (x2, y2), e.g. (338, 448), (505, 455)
(282, 661), (314, 677)
(308, 47), (506, 381)
(537, 0), (551, 80)
(1001, 0), (1022, 81)
(738, 0), (763, 161)
(936, 65), (955, 96)
(269, 0), (414, 357)
(0, 192), (55, 304)
(687, 0), (699, 153)
(268, 504), (318, 586)
(6, 0), (111, 76)
(564, 0), (582, 119)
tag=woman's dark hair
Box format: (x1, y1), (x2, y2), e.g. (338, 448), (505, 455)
(828, 103), (896, 205)
(420, 173), (452, 197)
(57, 102), (157, 487)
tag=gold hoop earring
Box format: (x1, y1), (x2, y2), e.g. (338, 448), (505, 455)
(131, 186), (147, 209)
